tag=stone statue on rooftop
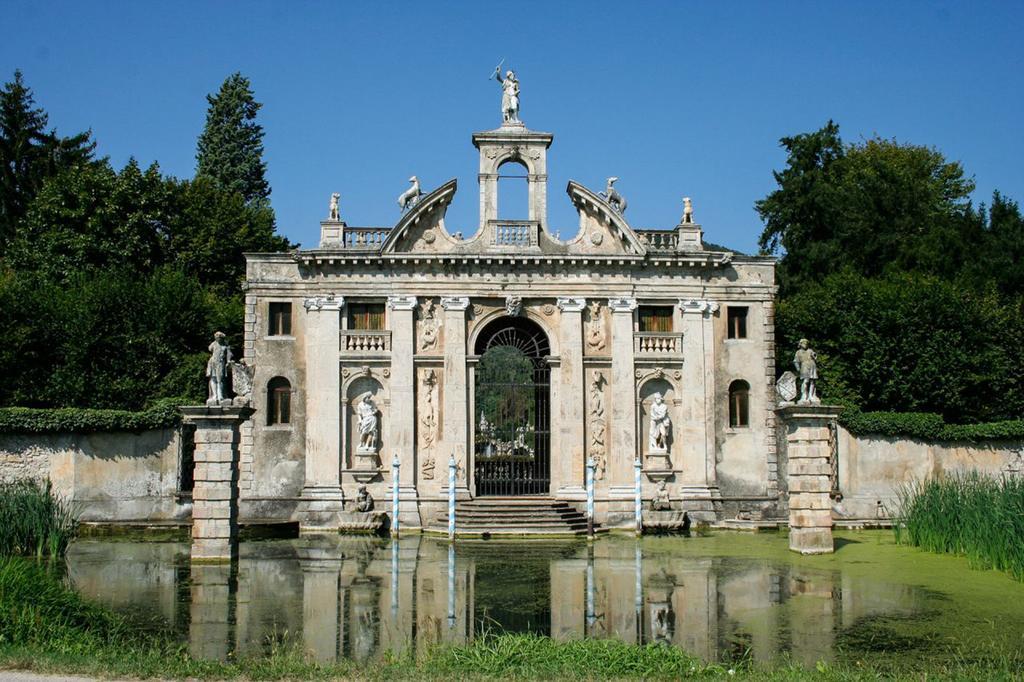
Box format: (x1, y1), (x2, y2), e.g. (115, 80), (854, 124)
(205, 332), (232, 406)
(398, 176), (422, 212)
(682, 197), (693, 224)
(492, 65), (521, 125)
(600, 177), (627, 214)
(794, 338), (819, 404)
(329, 193), (340, 221)
(649, 393), (671, 452)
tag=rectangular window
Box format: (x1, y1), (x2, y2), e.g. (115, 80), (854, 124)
(269, 302), (292, 336)
(727, 306), (748, 339)
(348, 303), (386, 330)
(638, 305), (674, 333)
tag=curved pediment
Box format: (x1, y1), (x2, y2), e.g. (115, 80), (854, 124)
(380, 179), (459, 254)
(564, 181), (648, 256)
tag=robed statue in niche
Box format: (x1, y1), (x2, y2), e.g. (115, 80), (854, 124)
(356, 394), (379, 451)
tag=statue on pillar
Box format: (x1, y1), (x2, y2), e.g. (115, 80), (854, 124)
(356, 394), (379, 452)
(648, 393), (671, 452)
(794, 338), (819, 404)
(492, 65), (521, 125)
(206, 331), (232, 406)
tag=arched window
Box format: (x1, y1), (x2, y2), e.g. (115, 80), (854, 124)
(267, 377), (291, 425)
(729, 380), (750, 428)
(497, 159), (529, 220)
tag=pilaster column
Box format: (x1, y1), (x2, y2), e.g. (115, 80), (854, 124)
(388, 295), (421, 527)
(556, 297), (586, 497)
(608, 297), (637, 493)
(301, 295), (345, 526)
(678, 299), (720, 517)
(440, 296), (471, 495)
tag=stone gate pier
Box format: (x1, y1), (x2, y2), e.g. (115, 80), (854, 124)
(777, 404), (842, 554)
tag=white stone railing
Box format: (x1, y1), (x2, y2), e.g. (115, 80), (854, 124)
(490, 220), (539, 248)
(341, 330), (391, 353)
(634, 332), (683, 355)
(639, 230), (679, 252)
(343, 227), (390, 249)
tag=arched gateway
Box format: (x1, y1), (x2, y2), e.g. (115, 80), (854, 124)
(473, 316), (551, 495)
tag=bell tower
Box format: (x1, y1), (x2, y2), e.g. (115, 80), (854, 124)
(472, 125), (553, 235)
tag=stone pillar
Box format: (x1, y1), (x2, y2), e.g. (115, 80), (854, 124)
(301, 295), (345, 527)
(182, 405), (252, 562)
(776, 404), (842, 554)
(440, 296), (471, 497)
(677, 299), (721, 519)
(556, 297), (586, 498)
(608, 297), (638, 501)
(388, 295), (421, 527)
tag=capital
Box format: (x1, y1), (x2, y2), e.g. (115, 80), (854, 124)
(678, 299), (719, 316)
(607, 297), (638, 313)
(303, 294), (345, 312)
(440, 296), (471, 311)
(556, 296), (586, 313)
(387, 295), (417, 311)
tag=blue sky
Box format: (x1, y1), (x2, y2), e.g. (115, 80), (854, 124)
(3, 1), (1022, 253)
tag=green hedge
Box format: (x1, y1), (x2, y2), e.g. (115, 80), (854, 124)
(839, 407), (1024, 443)
(0, 398), (183, 434)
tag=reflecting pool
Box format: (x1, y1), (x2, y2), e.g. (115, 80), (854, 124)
(65, 532), (1024, 666)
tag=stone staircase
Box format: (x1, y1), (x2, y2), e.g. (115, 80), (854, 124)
(431, 497), (596, 536)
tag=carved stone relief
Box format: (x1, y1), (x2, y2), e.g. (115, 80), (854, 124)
(418, 298), (441, 352)
(588, 371), (608, 481)
(586, 300), (606, 352)
(419, 368), (439, 480)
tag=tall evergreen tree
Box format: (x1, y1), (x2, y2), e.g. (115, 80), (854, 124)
(0, 70), (95, 250)
(195, 73), (271, 206)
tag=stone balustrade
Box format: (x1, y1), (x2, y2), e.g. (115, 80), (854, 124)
(490, 220), (539, 248)
(343, 227), (390, 249)
(340, 330), (392, 353)
(634, 332), (683, 355)
(640, 230), (679, 252)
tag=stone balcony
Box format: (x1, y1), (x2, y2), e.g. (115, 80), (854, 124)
(634, 332), (683, 355)
(340, 330), (391, 353)
(319, 221), (390, 250)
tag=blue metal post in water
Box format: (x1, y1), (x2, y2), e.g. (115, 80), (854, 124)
(391, 454), (400, 538)
(447, 542), (455, 629)
(391, 537), (399, 617)
(634, 457), (643, 536)
(634, 540), (643, 642)
(586, 456), (596, 538)
(586, 546), (595, 632)
(448, 455), (456, 539)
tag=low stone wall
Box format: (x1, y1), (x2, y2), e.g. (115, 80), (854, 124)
(0, 429), (190, 522)
(836, 427), (1022, 520)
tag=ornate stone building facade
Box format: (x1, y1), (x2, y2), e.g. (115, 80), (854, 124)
(241, 116), (778, 530)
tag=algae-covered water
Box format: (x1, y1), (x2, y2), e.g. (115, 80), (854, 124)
(65, 531), (1024, 668)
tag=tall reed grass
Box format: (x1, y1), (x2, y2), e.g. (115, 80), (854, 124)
(0, 479), (79, 558)
(894, 471), (1024, 580)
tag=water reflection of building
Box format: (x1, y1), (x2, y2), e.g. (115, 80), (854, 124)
(66, 538), (925, 665)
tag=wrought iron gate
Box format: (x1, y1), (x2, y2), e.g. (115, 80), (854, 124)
(474, 317), (551, 496)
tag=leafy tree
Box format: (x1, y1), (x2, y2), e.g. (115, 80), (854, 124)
(166, 175), (289, 292)
(195, 73), (271, 206)
(475, 345), (536, 449)
(756, 122), (976, 293)
(9, 159), (170, 279)
(776, 271), (1024, 423)
(0, 70), (95, 251)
